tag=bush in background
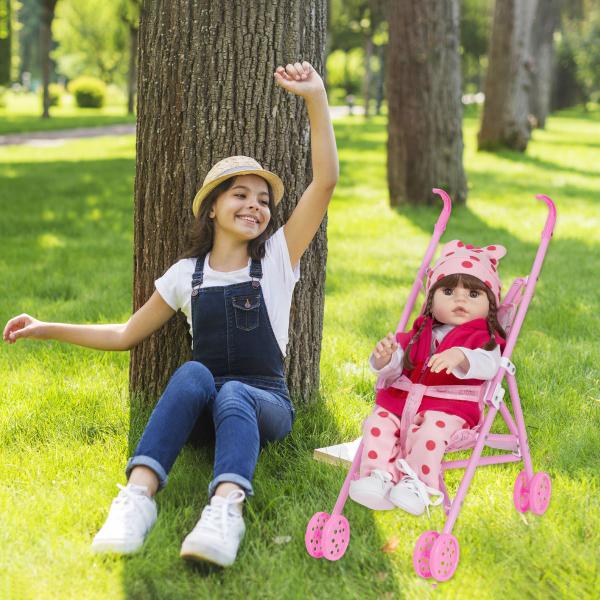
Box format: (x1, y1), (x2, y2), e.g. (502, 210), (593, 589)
(68, 76), (106, 108)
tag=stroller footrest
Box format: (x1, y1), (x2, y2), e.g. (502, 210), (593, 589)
(484, 433), (519, 452)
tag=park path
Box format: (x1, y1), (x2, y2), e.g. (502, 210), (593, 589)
(0, 105), (364, 147)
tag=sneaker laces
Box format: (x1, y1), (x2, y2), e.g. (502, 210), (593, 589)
(396, 459), (444, 517)
(371, 469), (392, 484)
(194, 489), (245, 539)
(109, 484), (150, 535)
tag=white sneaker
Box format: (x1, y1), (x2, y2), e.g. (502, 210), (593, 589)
(180, 490), (246, 567)
(348, 469), (395, 510)
(388, 459), (444, 516)
(91, 484), (157, 554)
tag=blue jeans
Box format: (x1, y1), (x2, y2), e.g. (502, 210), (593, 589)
(126, 361), (295, 497)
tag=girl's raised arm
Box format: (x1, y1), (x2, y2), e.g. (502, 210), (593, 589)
(3, 291), (175, 351)
(274, 61), (339, 269)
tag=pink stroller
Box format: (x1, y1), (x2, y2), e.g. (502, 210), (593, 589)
(305, 189), (556, 582)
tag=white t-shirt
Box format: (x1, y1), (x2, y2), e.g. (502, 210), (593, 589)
(155, 227), (300, 356)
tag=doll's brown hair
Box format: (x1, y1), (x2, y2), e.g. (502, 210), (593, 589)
(402, 273), (506, 371)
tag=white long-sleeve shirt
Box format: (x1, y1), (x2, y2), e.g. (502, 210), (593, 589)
(369, 323), (501, 385)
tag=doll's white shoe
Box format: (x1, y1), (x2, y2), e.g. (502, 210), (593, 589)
(389, 459), (444, 516)
(348, 469), (395, 510)
(91, 484), (157, 553)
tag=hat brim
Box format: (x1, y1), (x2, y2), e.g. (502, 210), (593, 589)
(192, 167), (284, 216)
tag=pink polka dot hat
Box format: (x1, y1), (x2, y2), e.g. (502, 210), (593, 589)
(425, 239), (507, 302)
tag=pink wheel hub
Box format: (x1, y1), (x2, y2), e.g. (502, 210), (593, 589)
(429, 533), (460, 582)
(305, 512), (330, 558)
(413, 530), (439, 578)
(529, 472), (551, 515)
(513, 470), (529, 513)
(321, 515), (350, 561)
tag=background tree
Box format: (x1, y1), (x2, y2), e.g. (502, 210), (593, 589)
(17, 0), (41, 86)
(386, 0), (467, 206)
(327, 0), (386, 113)
(478, 0), (538, 151)
(529, 0), (562, 128)
(52, 0), (127, 85)
(119, 0), (140, 115)
(0, 0), (11, 85)
(40, 0), (58, 118)
(460, 0), (494, 93)
(130, 1), (328, 403)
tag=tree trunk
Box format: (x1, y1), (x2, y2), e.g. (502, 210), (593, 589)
(0, 0), (11, 85)
(375, 43), (385, 115)
(478, 0), (538, 151)
(363, 35), (373, 118)
(387, 0), (467, 206)
(127, 24), (137, 115)
(130, 1), (328, 404)
(529, 0), (561, 129)
(40, 0), (57, 119)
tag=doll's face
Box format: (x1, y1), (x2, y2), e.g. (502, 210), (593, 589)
(431, 282), (490, 326)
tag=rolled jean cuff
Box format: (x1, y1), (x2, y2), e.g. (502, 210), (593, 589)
(126, 455), (168, 491)
(208, 473), (254, 498)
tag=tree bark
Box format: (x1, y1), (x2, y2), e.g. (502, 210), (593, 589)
(478, 0), (538, 151)
(386, 0), (467, 206)
(130, 0), (328, 404)
(40, 0), (57, 119)
(529, 0), (561, 129)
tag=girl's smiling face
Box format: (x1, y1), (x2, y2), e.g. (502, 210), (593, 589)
(432, 282), (490, 325)
(209, 174), (272, 241)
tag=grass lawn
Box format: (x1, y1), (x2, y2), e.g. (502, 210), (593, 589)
(1, 109), (599, 599)
(0, 91), (135, 136)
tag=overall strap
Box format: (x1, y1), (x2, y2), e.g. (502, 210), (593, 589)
(249, 258), (262, 288)
(191, 255), (206, 296)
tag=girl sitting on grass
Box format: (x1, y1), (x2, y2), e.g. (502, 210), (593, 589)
(3, 60), (338, 568)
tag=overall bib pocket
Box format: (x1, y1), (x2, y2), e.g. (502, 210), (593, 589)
(232, 294), (261, 331)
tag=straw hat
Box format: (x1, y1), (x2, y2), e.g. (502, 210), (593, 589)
(192, 156), (285, 216)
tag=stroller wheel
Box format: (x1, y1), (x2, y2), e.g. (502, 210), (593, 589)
(429, 533), (460, 582)
(305, 512), (330, 558)
(513, 470), (529, 513)
(321, 515), (350, 561)
(528, 472), (551, 515)
(413, 530), (439, 578)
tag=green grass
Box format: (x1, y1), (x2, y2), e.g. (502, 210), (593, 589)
(1, 109), (599, 599)
(0, 91), (135, 135)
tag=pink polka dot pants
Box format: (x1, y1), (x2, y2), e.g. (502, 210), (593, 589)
(360, 409), (467, 490)
(404, 410), (467, 489)
(359, 409), (403, 480)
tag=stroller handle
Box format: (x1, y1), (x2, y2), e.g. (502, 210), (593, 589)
(396, 189), (452, 333)
(535, 194), (557, 239)
(432, 188), (452, 233)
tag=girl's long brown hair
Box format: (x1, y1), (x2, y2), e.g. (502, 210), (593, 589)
(402, 273), (506, 371)
(178, 176), (277, 261)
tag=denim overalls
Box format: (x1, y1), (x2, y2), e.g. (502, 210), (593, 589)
(126, 255), (295, 497)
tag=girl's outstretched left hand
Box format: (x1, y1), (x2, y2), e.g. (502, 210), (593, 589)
(274, 61), (325, 99)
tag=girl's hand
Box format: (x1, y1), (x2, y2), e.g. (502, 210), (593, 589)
(372, 332), (398, 370)
(428, 348), (468, 374)
(274, 61), (325, 99)
(3, 313), (48, 344)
